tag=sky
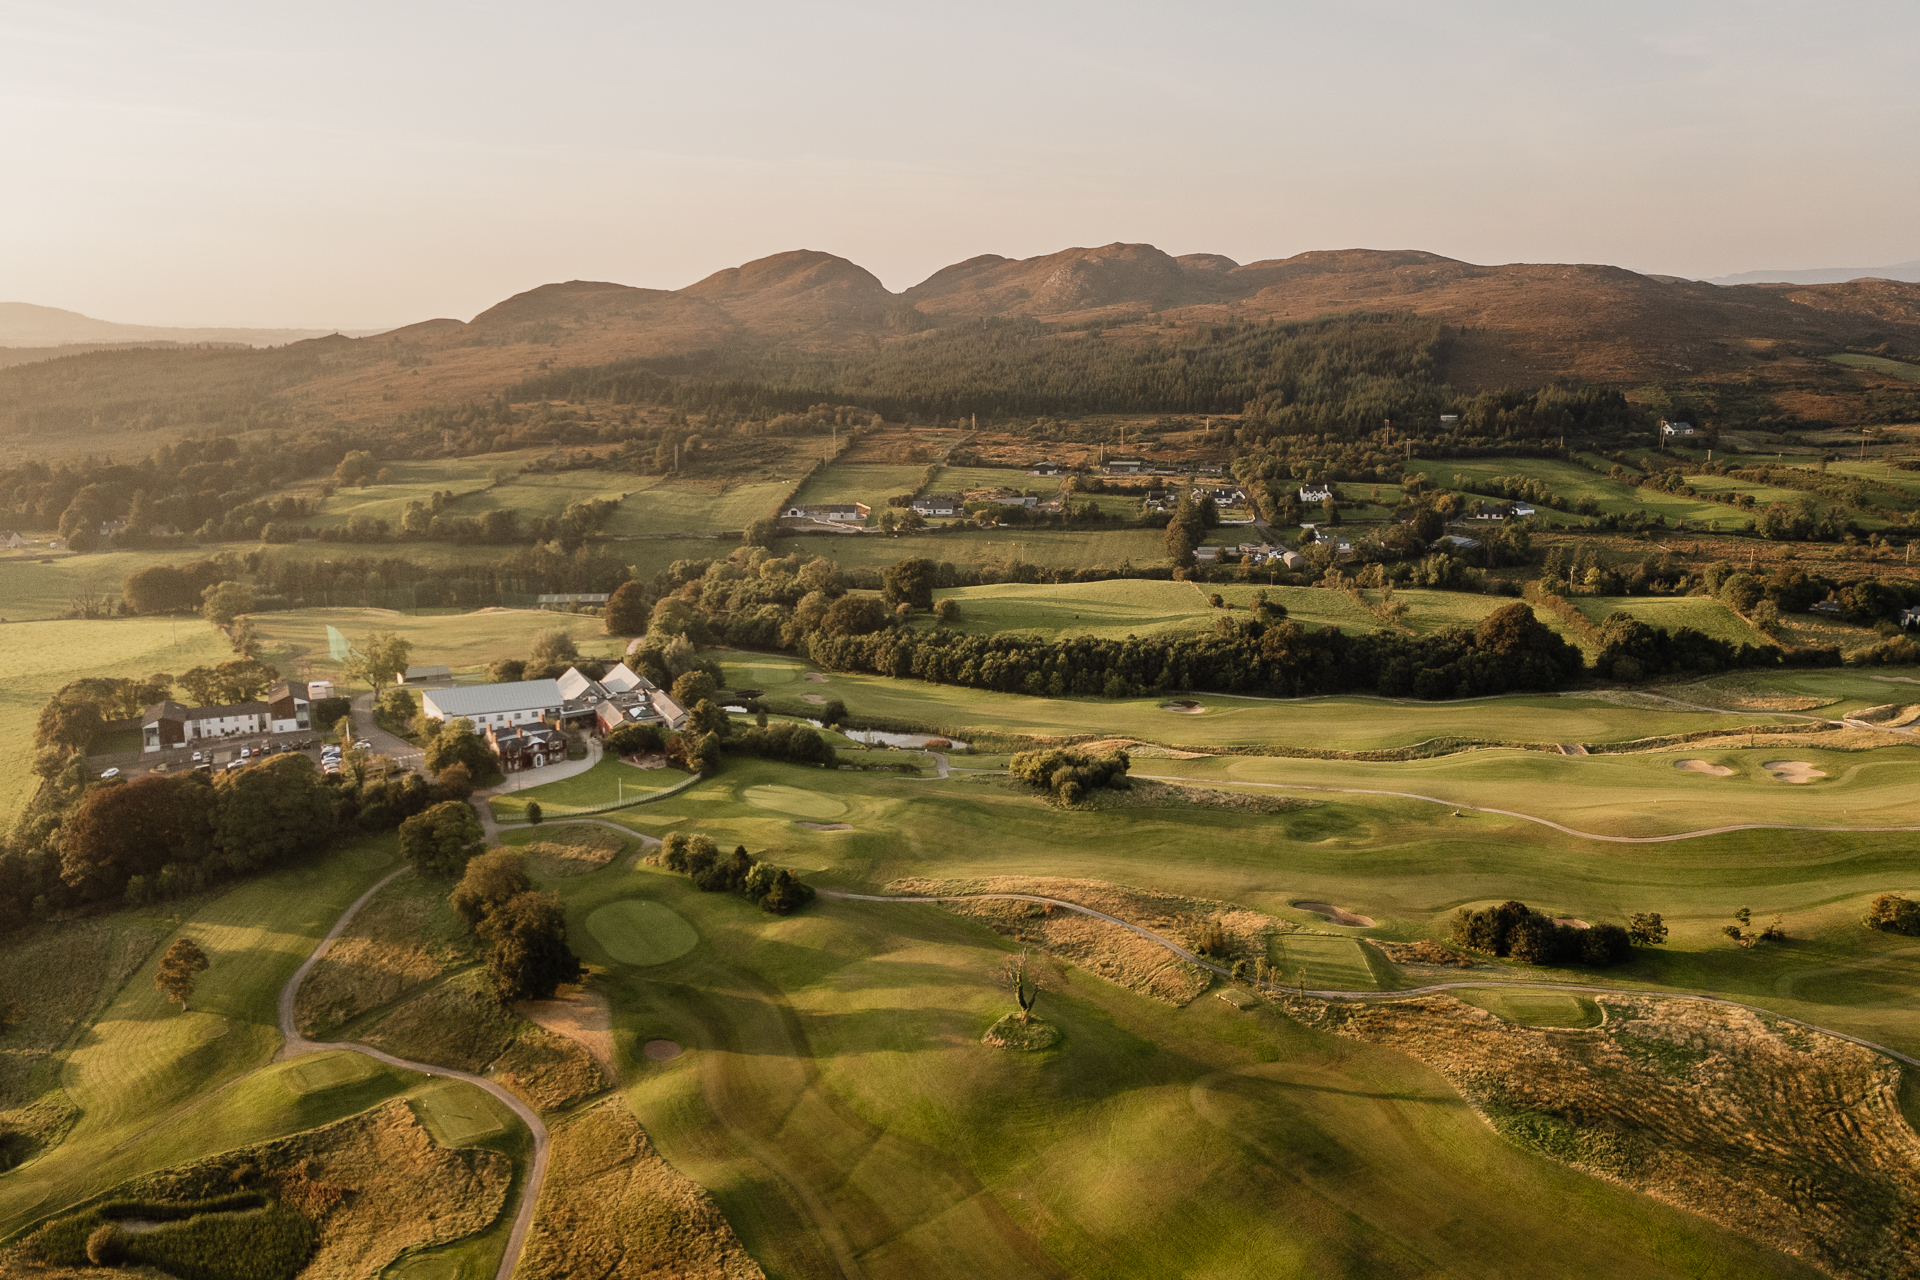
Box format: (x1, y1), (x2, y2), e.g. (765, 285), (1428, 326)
(3, 0), (1916, 329)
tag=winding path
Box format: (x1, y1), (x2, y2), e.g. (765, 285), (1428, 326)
(819, 889), (1920, 1070)
(1130, 772), (1920, 843)
(276, 868), (550, 1280)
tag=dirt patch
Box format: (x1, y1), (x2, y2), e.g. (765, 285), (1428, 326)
(801, 694), (827, 705)
(518, 989), (619, 1084)
(1552, 917), (1592, 930)
(520, 824), (629, 877)
(1293, 901), (1376, 928)
(365, 971), (605, 1113)
(1763, 759), (1828, 784)
(643, 1039), (683, 1062)
(1376, 940), (1475, 968)
(520, 1098), (763, 1279)
(1297, 992), (1920, 1280)
(803, 672), (828, 683)
(1160, 700), (1205, 714)
(1673, 758), (1736, 776)
(982, 1014), (1060, 1050)
(14, 1101), (509, 1280)
(796, 821), (852, 831)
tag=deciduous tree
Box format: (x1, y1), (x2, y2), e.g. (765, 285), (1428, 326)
(451, 850), (533, 930)
(400, 800), (485, 877)
(154, 938), (210, 1011)
(479, 890), (583, 1002)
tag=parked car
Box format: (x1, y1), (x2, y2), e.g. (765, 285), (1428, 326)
(191, 750), (203, 762)
(353, 740), (373, 751)
(99, 767), (120, 779)
(225, 760), (246, 771)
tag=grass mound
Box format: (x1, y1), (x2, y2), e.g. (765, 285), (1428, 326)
(981, 1014), (1060, 1051)
(521, 1098), (765, 1280)
(585, 900), (700, 966)
(292, 874), (476, 1038)
(364, 971), (605, 1113)
(12, 1101), (509, 1280)
(1455, 988), (1603, 1028)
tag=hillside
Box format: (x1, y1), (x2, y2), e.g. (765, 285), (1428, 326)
(5, 243), (1920, 458)
(0, 301), (364, 348)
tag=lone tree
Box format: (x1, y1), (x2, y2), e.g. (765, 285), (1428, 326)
(1627, 912), (1669, 947)
(154, 938), (210, 1012)
(481, 890), (584, 1002)
(1004, 950), (1039, 1024)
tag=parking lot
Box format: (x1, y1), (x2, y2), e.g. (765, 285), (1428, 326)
(91, 728), (425, 783)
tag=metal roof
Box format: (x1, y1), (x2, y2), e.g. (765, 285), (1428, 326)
(421, 679), (564, 720)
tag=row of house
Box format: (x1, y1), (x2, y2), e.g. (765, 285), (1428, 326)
(141, 680), (315, 752)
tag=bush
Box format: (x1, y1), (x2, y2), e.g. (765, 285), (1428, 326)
(1864, 893), (1920, 936)
(1009, 747), (1130, 801)
(1450, 901), (1630, 968)
(652, 832), (814, 914)
(525, 800), (542, 825)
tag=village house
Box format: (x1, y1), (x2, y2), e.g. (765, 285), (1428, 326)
(483, 723), (569, 772)
(782, 502), (870, 523)
(910, 494), (960, 517)
(141, 699), (271, 752)
(1299, 485), (1332, 504)
(420, 679), (564, 730)
(1661, 421), (1697, 437)
(266, 680), (313, 734)
(1, 531), (25, 550)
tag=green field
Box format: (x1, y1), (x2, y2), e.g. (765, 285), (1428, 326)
(1568, 595), (1769, 647)
(488, 754), (693, 821)
(786, 526), (1169, 573)
(1273, 935), (1386, 990)
(411, 1080), (511, 1145)
(787, 464), (930, 515)
(0, 617), (234, 818)
(1829, 352), (1920, 383)
(603, 477), (793, 536)
(249, 606), (624, 686)
(1409, 455), (1758, 527)
(932, 465), (1054, 496)
(584, 899), (700, 965)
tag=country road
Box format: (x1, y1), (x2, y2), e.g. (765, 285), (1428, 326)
(275, 867), (551, 1280)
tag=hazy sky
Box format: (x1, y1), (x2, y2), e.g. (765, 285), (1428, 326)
(4, 0), (1916, 328)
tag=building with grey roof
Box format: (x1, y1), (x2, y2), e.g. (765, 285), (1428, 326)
(420, 679), (564, 729)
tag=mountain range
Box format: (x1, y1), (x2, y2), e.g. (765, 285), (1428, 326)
(0, 301), (373, 350)
(1705, 261), (1920, 287)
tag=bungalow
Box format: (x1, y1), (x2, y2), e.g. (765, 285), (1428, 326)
(910, 494), (961, 517)
(1027, 462), (1066, 477)
(0, 531), (24, 549)
(420, 679), (564, 730)
(266, 680), (312, 734)
(1299, 485), (1332, 504)
(782, 503), (870, 523)
(141, 699), (270, 752)
(1661, 421), (1697, 437)
(397, 665), (453, 685)
(1512, 503), (1536, 518)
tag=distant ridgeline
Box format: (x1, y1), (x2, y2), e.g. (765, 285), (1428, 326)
(505, 312), (1644, 443)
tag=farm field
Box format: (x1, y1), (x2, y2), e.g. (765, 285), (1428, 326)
(787, 526), (1169, 573)
(1829, 352), (1920, 383)
(932, 464), (1054, 495)
(0, 617), (232, 817)
(602, 476), (792, 536)
(249, 606), (624, 686)
(1568, 594), (1770, 646)
(1408, 455), (1753, 527)
(786, 464), (929, 513)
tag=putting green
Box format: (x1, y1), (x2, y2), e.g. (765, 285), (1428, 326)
(411, 1082), (505, 1146)
(586, 899), (700, 966)
(279, 1050), (377, 1096)
(741, 783), (847, 820)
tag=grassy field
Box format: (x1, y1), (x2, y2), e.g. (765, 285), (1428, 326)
(602, 476), (792, 536)
(0, 617), (233, 820)
(787, 464), (930, 514)
(718, 649), (1805, 753)
(531, 761), (1863, 1277)
(1829, 353), (1920, 383)
(784, 527), (1169, 573)
(1272, 934), (1384, 990)
(932, 464), (1054, 495)
(1455, 987), (1604, 1027)
(1409, 455), (1756, 527)
(248, 606), (624, 686)
(1569, 595), (1770, 646)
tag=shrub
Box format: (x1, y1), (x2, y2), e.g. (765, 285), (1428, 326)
(1864, 893), (1920, 936)
(653, 832), (813, 914)
(1451, 901), (1630, 968)
(525, 800), (542, 825)
(1009, 747), (1130, 801)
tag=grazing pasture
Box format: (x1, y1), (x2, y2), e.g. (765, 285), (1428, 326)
(248, 606), (622, 685)
(785, 526), (1169, 573)
(0, 617), (233, 817)
(786, 464), (929, 514)
(1568, 595), (1769, 647)
(1408, 455), (1756, 527)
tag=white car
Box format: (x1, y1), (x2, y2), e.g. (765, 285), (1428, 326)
(99, 767), (120, 779)
(353, 740), (373, 751)
(191, 751), (203, 762)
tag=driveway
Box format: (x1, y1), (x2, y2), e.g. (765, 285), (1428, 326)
(350, 690), (428, 773)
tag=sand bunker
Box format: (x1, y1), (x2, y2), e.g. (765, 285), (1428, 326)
(1161, 699), (1205, 714)
(797, 821), (852, 831)
(519, 990), (619, 1084)
(1551, 917), (1592, 930)
(802, 694), (827, 704)
(643, 1039), (683, 1062)
(804, 672), (828, 683)
(1294, 901), (1376, 928)
(1674, 759), (1735, 777)
(1763, 760), (1827, 784)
